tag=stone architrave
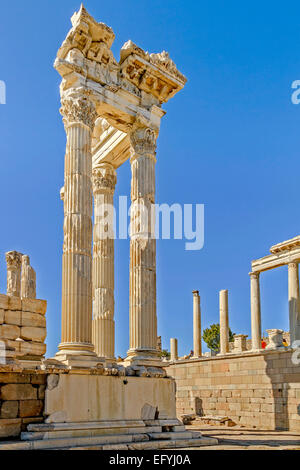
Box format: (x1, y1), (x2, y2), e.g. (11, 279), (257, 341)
(92, 163), (117, 360)
(5, 251), (22, 297)
(21, 255), (36, 299)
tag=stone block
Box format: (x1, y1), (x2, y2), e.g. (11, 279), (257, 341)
(1, 383), (37, 400)
(21, 299), (47, 315)
(20, 327), (46, 343)
(0, 324), (20, 340)
(19, 341), (46, 357)
(0, 372), (31, 384)
(0, 295), (9, 310)
(21, 312), (46, 328)
(19, 400), (43, 418)
(0, 309), (4, 324)
(0, 401), (19, 419)
(4, 310), (21, 326)
(0, 418), (21, 438)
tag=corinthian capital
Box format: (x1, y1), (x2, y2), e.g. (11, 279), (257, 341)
(5, 251), (22, 269)
(130, 125), (157, 158)
(92, 163), (117, 194)
(60, 92), (97, 130)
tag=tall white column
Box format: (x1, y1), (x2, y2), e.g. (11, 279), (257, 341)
(250, 272), (262, 351)
(192, 290), (202, 357)
(92, 163), (117, 359)
(56, 92), (99, 365)
(170, 338), (178, 361)
(288, 262), (300, 345)
(219, 289), (229, 355)
(126, 124), (160, 367)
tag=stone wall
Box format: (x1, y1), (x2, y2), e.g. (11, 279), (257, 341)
(0, 367), (47, 438)
(0, 294), (47, 359)
(167, 349), (300, 431)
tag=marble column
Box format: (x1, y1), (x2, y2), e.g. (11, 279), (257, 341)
(126, 124), (160, 366)
(219, 289), (229, 355)
(56, 92), (99, 364)
(288, 262), (300, 345)
(5, 251), (22, 297)
(170, 338), (178, 361)
(250, 272), (262, 351)
(193, 290), (202, 357)
(92, 163), (117, 360)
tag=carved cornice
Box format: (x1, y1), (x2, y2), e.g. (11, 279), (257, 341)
(92, 164), (117, 193)
(5, 251), (22, 269)
(60, 94), (97, 130)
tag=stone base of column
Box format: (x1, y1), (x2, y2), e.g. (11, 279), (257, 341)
(54, 342), (104, 368)
(123, 348), (162, 368)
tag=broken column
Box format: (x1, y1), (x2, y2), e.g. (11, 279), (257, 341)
(250, 272), (262, 351)
(219, 289), (229, 355)
(5, 251), (22, 297)
(233, 334), (248, 353)
(288, 262), (300, 346)
(170, 338), (178, 361)
(192, 290), (201, 357)
(266, 329), (284, 350)
(55, 91), (99, 365)
(92, 163), (117, 360)
(21, 255), (36, 299)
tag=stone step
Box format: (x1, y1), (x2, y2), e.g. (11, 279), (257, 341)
(68, 437), (218, 450)
(27, 419), (145, 432)
(147, 431), (195, 440)
(21, 426), (162, 441)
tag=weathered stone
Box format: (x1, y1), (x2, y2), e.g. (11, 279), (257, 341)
(0, 418), (21, 438)
(0, 309), (4, 324)
(0, 295), (9, 310)
(21, 312), (46, 328)
(0, 401), (18, 419)
(0, 324), (20, 340)
(1, 383), (37, 400)
(21, 298), (47, 315)
(19, 400), (43, 418)
(4, 310), (21, 326)
(19, 341), (46, 357)
(20, 327), (46, 343)
(21, 255), (36, 299)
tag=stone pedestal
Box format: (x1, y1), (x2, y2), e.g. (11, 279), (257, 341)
(219, 289), (229, 355)
(55, 92), (99, 367)
(266, 329), (284, 350)
(92, 163), (117, 360)
(192, 291), (202, 357)
(250, 272), (262, 351)
(233, 334), (248, 353)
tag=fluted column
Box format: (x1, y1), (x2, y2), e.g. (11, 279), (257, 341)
(250, 272), (262, 351)
(92, 163), (117, 359)
(288, 262), (300, 345)
(192, 290), (202, 357)
(219, 289), (229, 355)
(170, 338), (178, 361)
(126, 124), (160, 366)
(56, 91), (98, 362)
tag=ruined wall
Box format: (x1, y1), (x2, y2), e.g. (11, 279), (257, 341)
(0, 368), (47, 438)
(167, 349), (300, 431)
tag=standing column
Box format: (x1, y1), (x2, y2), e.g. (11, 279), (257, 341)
(193, 290), (202, 357)
(250, 272), (262, 351)
(5, 251), (22, 297)
(126, 124), (160, 367)
(219, 289), (229, 355)
(170, 338), (178, 361)
(288, 262), (300, 345)
(56, 91), (98, 364)
(92, 163), (117, 360)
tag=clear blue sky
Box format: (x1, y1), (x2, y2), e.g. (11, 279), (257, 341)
(0, 1), (299, 358)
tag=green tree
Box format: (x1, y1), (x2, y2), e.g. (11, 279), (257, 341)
(202, 323), (235, 352)
(159, 349), (170, 359)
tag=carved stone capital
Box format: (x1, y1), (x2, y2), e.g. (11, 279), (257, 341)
(5, 251), (22, 269)
(129, 125), (157, 158)
(92, 163), (117, 194)
(60, 93), (97, 131)
(249, 271), (260, 280)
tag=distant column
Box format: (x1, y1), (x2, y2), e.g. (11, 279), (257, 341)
(219, 289), (229, 355)
(250, 272), (262, 351)
(288, 262), (300, 346)
(170, 338), (178, 361)
(5, 251), (22, 297)
(193, 290), (202, 357)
